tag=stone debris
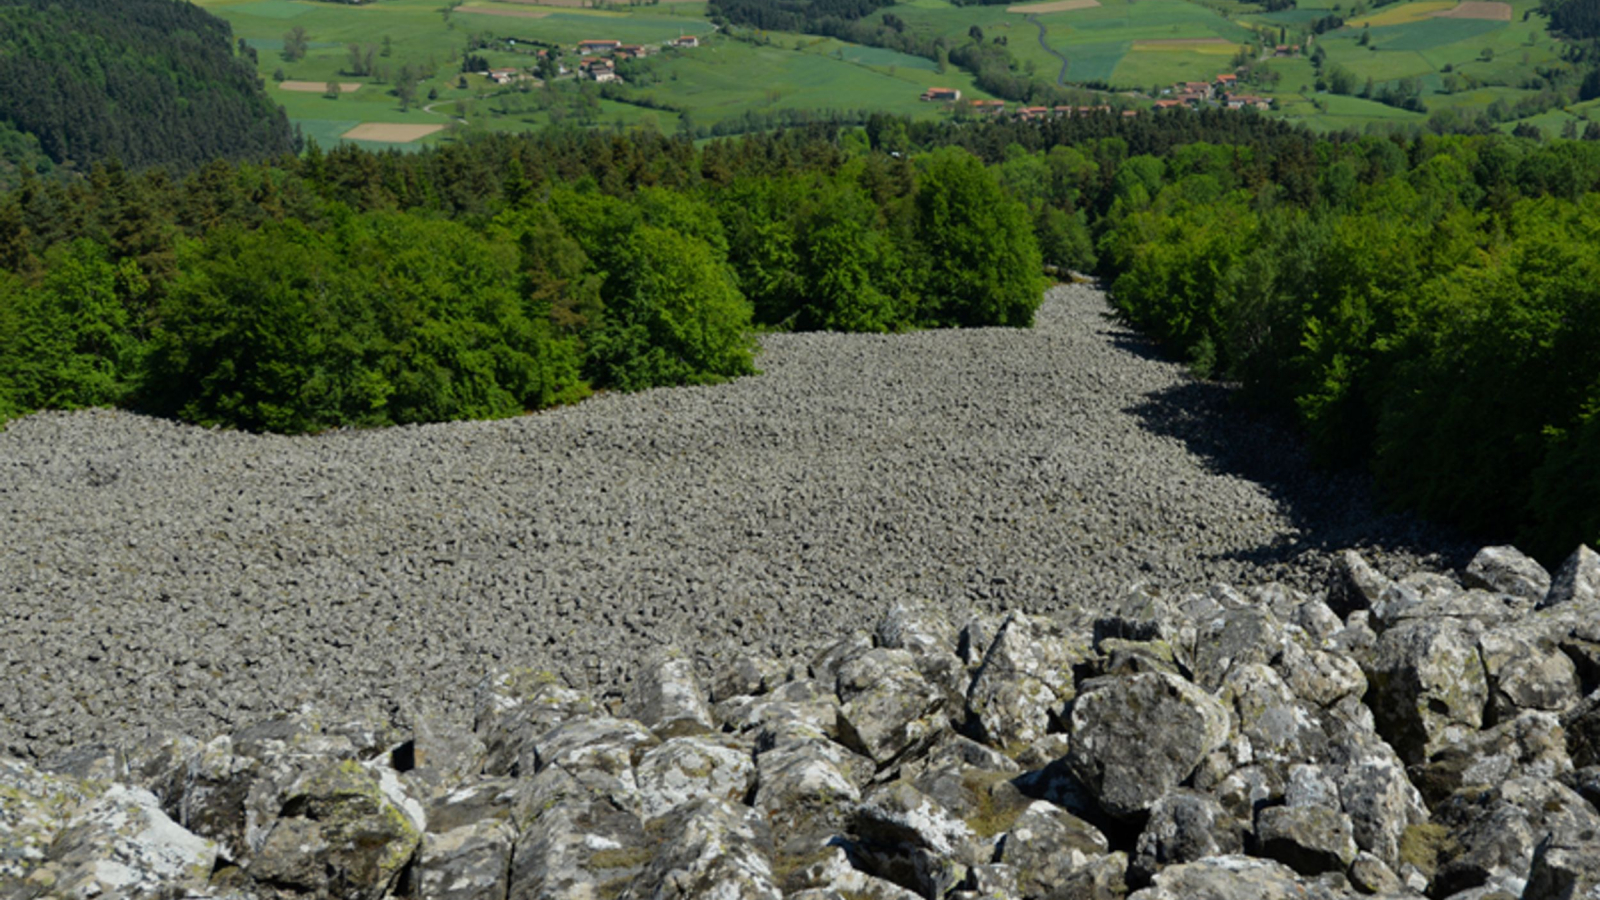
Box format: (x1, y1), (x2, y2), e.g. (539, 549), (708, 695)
(1, 544), (1595, 898)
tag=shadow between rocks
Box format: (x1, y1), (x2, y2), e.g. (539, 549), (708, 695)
(1122, 371), (1474, 576)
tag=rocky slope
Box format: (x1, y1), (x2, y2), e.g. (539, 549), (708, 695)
(6, 543), (1600, 900)
(0, 283), (1462, 760)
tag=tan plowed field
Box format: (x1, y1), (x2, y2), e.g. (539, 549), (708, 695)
(341, 123), (446, 142)
(1433, 1), (1512, 19)
(1006, 0), (1100, 13)
(279, 81), (363, 93)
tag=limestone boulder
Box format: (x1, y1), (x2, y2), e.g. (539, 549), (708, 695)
(1365, 617), (1488, 765)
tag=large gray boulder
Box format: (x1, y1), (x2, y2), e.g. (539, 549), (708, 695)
(1126, 855), (1348, 900)
(621, 797), (782, 900)
(992, 800), (1110, 898)
(247, 759), (425, 900)
(1254, 805), (1358, 876)
(1365, 617), (1489, 765)
(1462, 545), (1552, 602)
(1130, 789), (1245, 886)
(1478, 627), (1581, 721)
(836, 648), (949, 766)
(967, 613), (1089, 751)
(1524, 837), (1600, 900)
(475, 671), (597, 778)
(1067, 672), (1230, 819)
(628, 647), (716, 739)
(1325, 550), (1392, 619)
(1426, 777), (1600, 897)
(1540, 545), (1600, 610)
(416, 819), (515, 900)
(1191, 607), (1284, 692)
(508, 764), (650, 900)
(636, 734), (757, 821)
(0, 756), (216, 900)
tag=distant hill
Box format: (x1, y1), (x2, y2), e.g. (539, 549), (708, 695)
(0, 0), (296, 176)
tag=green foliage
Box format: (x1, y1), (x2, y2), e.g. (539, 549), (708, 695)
(586, 225), (756, 391)
(0, 0), (294, 174)
(0, 240), (142, 413)
(145, 214), (586, 433)
(913, 147), (1047, 327)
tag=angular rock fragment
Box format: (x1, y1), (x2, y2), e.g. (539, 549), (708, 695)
(1540, 544), (1600, 610)
(416, 819), (515, 900)
(1325, 550), (1392, 619)
(629, 646), (716, 739)
(1255, 804), (1358, 876)
(621, 797), (782, 900)
(1130, 789), (1243, 886)
(636, 734), (757, 821)
(993, 800), (1110, 897)
(836, 648), (949, 766)
(967, 613), (1088, 751)
(1463, 545), (1552, 603)
(248, 759), (425, 900)
(1365, 617), (1488, 765)
(1067, 672), (1230, 819)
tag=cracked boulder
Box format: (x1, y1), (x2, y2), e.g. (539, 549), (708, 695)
(246, 759), (425, 900)
(836, 648), (949, 766)
(967, 613), (1089, 751)
(622, 797), (782, 900)
(1462, 545), (1551, 603)
(636, 734), (757, 821)
(629, 646), (716, 740)
(1365, 616), (1488, 765)
(1068, 672), (1230, 819)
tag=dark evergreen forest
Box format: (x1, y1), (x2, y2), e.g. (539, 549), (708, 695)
(0, 0), (296, 178)
(1, 112), (1598, 560)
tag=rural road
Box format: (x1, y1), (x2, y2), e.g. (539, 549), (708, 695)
(1026, 14), (1072, 85)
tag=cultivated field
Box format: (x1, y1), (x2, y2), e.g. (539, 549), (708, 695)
(341, 122), (445, 141)
(278, 80), (364, 92)
(198, 0), (1584, 144)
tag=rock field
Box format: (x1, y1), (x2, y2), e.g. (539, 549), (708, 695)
(0, 282), (1462, 760)
(12, 283), (1600, 900)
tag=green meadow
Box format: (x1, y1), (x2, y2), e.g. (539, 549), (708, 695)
(198, 0), (1589, 143)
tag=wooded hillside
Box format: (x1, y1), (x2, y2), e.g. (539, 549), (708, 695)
(0, 0), (295, 178)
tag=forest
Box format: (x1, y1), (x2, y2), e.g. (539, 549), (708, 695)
(1, 111), (1598, 561)
(0, 0), (295, 178)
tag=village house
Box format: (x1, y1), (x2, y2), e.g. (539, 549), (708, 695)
(920, 86), (961, 101)
(488, 67), (522, 85)
(1154, 98), (1186, 110)
(577, 39), (622, 55)
(673, 35), (699, 48)
(581, 56), (618, 82)
(1215, 73), (1238, 90)
(1016, 105), (1050, 120)
(1181, 81), (1214, 99)
(1225, 94), (1272, 110)
(616, 44), (651, 60)
(969, 99), (1006, 113)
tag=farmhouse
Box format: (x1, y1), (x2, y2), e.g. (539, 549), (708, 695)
(577, 39), (622, 54)
(674, 35), (700, 48)
(1181, 81), (1214, 99)
(1154, 98), (1186, 110)
(1016, 106), (1050, 119)
(616, 44), (651, 60)
(581, 57), (617, 81)
(1215, 73), (1237, 89)
(1225, 94), (1272, 110)
(921, 87), (961, 101)
(488, 67), (522, 85)
(969, 99), (1006, 113)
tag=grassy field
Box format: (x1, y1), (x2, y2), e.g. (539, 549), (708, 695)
(197, 0), (1585, 144)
